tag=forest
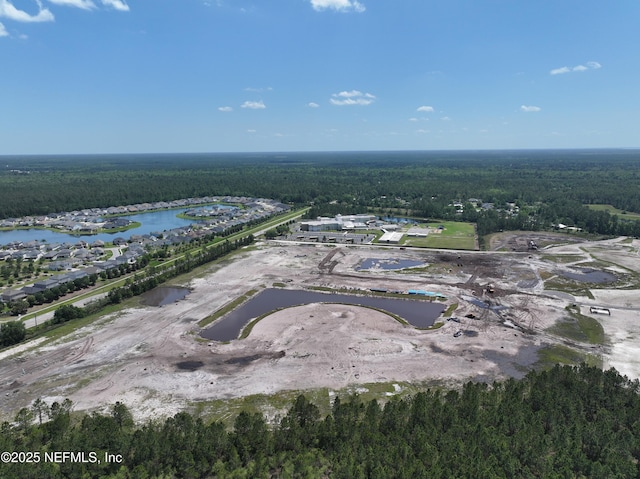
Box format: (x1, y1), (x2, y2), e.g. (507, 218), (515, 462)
(2, 364), (639, 478)
(2, 149), (640, 238)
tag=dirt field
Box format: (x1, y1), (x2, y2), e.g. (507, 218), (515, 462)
(1, 233), (639, 422)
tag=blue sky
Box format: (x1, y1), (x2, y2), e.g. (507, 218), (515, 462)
(1, 0), (638, 154)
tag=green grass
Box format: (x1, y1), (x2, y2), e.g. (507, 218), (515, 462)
(403, 221), (476, 250)
(586, 204), (640, 220)
(548, 313), (605, 345)
(536, 344), (602, 369)
(423, 321), (444, 330)
(569, 309), (605, 344)
(307, 286), (334, 292)
(443, 303), (458, 317)
(396, 266), (430, 274)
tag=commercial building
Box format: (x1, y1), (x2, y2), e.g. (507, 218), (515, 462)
(378, 231), (404, 244)
(300, 214), (376, 232)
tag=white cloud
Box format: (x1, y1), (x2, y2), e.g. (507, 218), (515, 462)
(307, 102), (319, 108)
(334, 90), (366, 97)
(247, 129), (256, 133)
(0, 21), (7, 35)
(241, 100), (266, 109)
(417, 105), (434, 112)
(408, 117), (418, 122)
(330, 90), (375, 106)
(440, 116), (451, 121)
(0, 0), (54, 22)
(100, 0), (128, 11)
(218, 106), (233, 112)
(47, 0), (95, 10)
(520, 105), (541, 112)
(550, 61), (601, 75)
(310, 0), (365, 13)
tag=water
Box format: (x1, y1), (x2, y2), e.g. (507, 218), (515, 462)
(356, 258), (425, 271)
(560, 268), (617, 284)
(201, 288), (446, 342)
(0, 208), (200, 245)
(140, 286), (191, 306)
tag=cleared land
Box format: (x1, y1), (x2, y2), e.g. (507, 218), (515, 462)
(1, 233), (639, 423)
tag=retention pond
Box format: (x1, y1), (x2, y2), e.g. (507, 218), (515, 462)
(560, 268), (617, 284)
(140, 286), (191, 307)
(201, 288), (446, 342)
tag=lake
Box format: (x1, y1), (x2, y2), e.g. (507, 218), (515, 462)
(0, 208), (200, 245)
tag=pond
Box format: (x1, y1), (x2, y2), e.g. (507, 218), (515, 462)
(200, 288), (446, 342)
(560, 268), (617, 284)
(356, 258), (426, 271)
(140, 286), (191, 307)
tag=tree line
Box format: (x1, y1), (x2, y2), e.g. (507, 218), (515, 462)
(2, 364), (639, 478)
(2, 151), (640, 240)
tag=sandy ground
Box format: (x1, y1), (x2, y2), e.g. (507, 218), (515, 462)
(1, 234), (639, 422)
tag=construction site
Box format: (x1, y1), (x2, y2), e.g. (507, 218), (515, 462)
(1, 231), (640, 422)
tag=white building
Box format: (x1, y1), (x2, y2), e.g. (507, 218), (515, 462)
(301, 214), (376, 232)
(406, 227), (429, 237)
(378, 231), (404, 244)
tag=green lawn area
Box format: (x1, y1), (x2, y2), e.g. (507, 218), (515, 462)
(586, 204), (640, 221)
(536, 344), (602, 369)
(402, 221), (476, 250)
(547, 313), (605, 345)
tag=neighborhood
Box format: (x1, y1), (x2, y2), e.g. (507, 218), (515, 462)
(0, 196), (290, 307)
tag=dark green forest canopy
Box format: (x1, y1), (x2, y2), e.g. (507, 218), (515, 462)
(1, 149), (640, 219)
(2, 364), (640, 478)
